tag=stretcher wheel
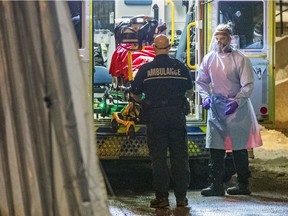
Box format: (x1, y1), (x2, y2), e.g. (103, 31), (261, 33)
(111, 119), (119, 133)
(128, 125), (135, 140)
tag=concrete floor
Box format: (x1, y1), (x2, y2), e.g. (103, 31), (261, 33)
(108, 190), (288, 216)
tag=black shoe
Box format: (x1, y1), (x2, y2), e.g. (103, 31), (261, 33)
(201, 184), (225, 196)
(176, 197), (188, 207)
(227, 184), (251, 195)
(150, 197), (169, 208)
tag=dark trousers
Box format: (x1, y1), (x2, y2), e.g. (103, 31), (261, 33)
(147, 107), (190, 199)
(232, 149), (251, 184)
(209, 149), (251, 185)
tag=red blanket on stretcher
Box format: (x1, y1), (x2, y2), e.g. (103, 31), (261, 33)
(109, 44), (155, 80)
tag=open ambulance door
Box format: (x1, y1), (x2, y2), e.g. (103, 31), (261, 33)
(201, 0), (275, 124)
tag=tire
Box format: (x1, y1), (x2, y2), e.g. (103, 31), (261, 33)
(128, 125), (135, 140)
(111, 119), (119, 133)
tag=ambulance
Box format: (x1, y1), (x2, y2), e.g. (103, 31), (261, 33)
(70, 0), (275, 175)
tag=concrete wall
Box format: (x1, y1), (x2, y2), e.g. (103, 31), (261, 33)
(275, 79), (288, 127)
(275, 36), (288, 127)
(275, 35), (288, 71)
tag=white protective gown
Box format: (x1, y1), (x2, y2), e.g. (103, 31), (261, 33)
(196, 49), (263, 150)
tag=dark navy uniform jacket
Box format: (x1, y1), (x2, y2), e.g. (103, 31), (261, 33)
(131, 54), (193, 108)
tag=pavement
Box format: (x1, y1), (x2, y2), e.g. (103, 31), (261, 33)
(108, 189), (288, 216)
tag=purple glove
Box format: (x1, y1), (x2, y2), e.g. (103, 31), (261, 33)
(225, 100), (239, 115)
(202, 97), (212, 110)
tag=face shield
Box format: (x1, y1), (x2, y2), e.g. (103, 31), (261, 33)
(209, 23), (233, 53)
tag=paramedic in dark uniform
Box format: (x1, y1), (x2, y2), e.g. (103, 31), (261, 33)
(130, 34), (193, 208)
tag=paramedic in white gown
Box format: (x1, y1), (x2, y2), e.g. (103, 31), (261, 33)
(196, 23), (262, 196)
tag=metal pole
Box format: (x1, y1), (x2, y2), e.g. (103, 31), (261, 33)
(280, 0), (283, 35)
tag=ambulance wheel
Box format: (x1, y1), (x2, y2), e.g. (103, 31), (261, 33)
(111, 119), (119, 133)
(128, 125), (135, 140)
